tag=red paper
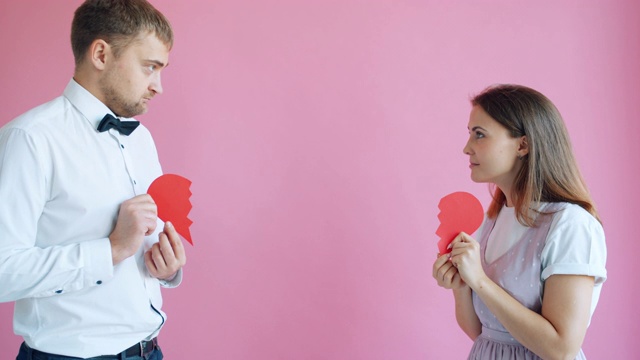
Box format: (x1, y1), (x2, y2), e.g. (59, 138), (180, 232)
(436, 192), (484, 254)
(147, 174), (194, 245)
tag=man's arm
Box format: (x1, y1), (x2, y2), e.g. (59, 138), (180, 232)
(0, 128), (113, 301)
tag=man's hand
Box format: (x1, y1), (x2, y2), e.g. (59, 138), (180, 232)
(144, 221), (187, 281)
(109, 194), (158, 265)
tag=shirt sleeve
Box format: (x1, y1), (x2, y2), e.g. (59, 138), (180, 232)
(158, 268), (183, 288)
(0, 128), (113, 302)
(540, 204), (607, 285)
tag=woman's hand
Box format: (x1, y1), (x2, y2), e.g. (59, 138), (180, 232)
(433, 248), (482, 339)
(449, 232), (487, 290)
(433, 252), (467, 290)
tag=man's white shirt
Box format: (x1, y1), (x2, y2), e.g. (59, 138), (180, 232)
(0, 79), (180, 357)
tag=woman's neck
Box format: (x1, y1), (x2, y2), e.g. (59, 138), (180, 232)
(498, 185), (514, 207)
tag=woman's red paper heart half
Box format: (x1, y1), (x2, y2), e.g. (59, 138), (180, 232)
(436, 191), (484, 254)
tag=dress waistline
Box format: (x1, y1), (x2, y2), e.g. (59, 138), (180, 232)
(479, 326), (521, 345)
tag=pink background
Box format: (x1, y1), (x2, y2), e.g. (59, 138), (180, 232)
(1, 1), (638, 359)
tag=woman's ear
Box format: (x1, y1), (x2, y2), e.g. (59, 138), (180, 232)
(518, 136), (529, 158)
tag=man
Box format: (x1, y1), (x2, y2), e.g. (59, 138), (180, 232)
(0, 1), (186, 358)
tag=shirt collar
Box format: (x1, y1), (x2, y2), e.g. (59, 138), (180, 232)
(62, 79), (119, 130)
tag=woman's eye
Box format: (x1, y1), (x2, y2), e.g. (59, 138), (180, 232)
(474, 131), (485, 139)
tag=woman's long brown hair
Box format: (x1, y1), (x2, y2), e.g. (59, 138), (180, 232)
(471, 84), (600, 226)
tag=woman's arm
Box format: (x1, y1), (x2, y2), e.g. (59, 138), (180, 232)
(433, 253), (482, 340)
(451, 233), (594, 360)
(452, 286), (482, 340)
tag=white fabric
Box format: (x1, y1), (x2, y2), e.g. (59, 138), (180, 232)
(0, 79), (180, 357)
(484, 206), (527, 263)
(540, 203), (607, 318)
(484, 203), (607, 319)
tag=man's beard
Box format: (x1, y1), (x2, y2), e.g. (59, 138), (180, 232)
(100, 78), (146, 118)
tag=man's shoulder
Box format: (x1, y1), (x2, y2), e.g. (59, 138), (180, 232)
(2, 95), (69, 134)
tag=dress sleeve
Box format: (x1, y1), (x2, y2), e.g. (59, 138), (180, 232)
(540, 204), (607, 285)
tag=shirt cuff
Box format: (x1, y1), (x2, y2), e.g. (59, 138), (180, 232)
(81, 238), (114, 288)
(159, 268), (183, 288)
(542, 263), (607, 285)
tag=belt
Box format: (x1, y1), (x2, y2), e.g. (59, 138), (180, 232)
(123, 337), (158, 357)
(22, 338), (158, 359)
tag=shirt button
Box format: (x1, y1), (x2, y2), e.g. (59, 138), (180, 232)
(120, 144), (125, 149)
(96, 280), (103, 285)
(55, 290), (63, 294)
(133, 180), (137, 185)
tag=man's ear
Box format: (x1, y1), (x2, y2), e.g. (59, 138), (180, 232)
(88, 39), (110, 70)
(518, 135), (529, 157)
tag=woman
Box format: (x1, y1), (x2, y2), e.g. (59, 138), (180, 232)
(432, 84), (606, 359)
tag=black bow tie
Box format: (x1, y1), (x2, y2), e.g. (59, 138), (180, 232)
(97, 114), (140, 136)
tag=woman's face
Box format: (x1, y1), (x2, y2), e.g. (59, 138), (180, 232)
(463, 105), (527, 192)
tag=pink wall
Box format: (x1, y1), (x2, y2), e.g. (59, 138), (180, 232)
(1, 1), (638, 359)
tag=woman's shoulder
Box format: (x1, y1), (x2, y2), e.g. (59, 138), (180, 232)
(540, 202), (607, 284)
(542, 202), (599, 225)
(542, 202), (604, 242)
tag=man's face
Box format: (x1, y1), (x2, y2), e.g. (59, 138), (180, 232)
(99, 32), (170, 118)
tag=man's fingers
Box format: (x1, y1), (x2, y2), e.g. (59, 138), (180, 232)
(164, 222), (187, 265)
(144, 250), (158, 274)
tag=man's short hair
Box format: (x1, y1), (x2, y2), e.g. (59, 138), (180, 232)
(71, 0), (173, 65)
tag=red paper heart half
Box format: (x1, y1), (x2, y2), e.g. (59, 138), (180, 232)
(147, 174), (194, 245)
(436, 191), (484, 254)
